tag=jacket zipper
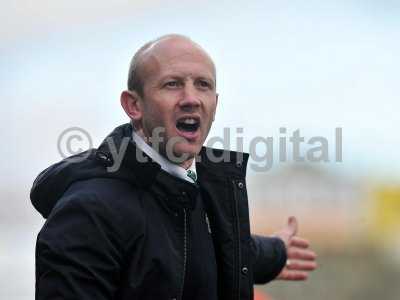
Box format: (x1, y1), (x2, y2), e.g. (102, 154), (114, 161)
(232, 180), (241, 300)
(179, 208), (188, 300)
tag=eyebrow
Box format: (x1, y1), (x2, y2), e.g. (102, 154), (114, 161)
(160, 74), (215, 84)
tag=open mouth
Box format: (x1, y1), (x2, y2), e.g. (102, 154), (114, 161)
(176, 117), (200, 133)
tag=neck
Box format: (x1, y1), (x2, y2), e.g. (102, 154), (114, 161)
(179, 158), (194, 170)
(135, 128), (194, 170)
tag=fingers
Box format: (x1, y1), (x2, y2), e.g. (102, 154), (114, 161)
(290, 236), (310, 249)
(287, 216), (298, 237)
(276, 218), (318, 282)
(286, 259), (318, 271)
(272, 216), (300, 247)
(277, 257), (317, 281)
(277, 269), (309, 281)
(287, 247), (317, 261)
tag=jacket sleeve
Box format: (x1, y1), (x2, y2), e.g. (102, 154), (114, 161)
(250, 234), (287, 284)
(35, 192), (126, 300)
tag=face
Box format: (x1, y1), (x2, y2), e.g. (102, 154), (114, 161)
(128, 39), (218, 163)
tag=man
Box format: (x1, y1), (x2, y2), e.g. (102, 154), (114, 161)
(31, 34), (316, 300)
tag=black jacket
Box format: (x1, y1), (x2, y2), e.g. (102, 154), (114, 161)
(31, 123), (287, 300)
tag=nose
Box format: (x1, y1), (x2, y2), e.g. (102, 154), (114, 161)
(179, 82), (201, 111)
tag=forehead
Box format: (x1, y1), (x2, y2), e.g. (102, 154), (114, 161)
(139, 39), (216, 81)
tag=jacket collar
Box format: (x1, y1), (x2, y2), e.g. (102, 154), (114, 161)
(131, 129), (197, 184)
(96, 123), (249, 186)
(31, 123), (249, 218)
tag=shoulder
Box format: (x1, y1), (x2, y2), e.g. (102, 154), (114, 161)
(46, 178), (145, 244)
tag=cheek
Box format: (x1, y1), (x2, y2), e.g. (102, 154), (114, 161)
(206, 99), (217, 116)
(150, 112), (177, 137)
(204, 106), (217, 125)
(144, 103), (167, 125)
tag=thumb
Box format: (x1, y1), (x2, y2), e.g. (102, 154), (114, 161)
(287, 216), (298, 237)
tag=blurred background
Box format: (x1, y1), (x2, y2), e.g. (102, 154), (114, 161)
(1, 0), (399, 299)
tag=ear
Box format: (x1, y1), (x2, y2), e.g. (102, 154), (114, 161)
(120, 90), (143, 125)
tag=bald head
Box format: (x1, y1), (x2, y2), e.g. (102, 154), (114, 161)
(127, 34), (216, 96)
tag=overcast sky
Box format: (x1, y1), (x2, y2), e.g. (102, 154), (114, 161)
(2, 0), (400, 187)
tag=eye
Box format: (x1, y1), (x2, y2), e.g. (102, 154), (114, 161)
(197, 80), (212, 89)
(164, 80), (181, 88)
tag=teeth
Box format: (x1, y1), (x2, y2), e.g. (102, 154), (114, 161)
(181, 118), (197, 124)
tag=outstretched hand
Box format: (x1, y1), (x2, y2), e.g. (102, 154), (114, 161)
(273, 216), (317, 281)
